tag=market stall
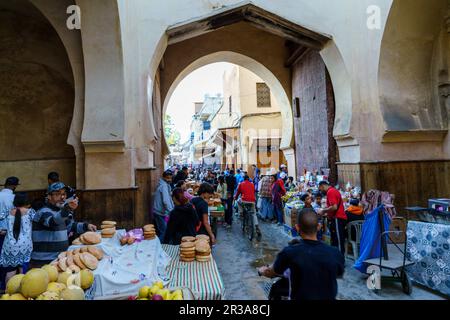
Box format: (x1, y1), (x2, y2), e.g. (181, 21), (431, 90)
(162, 244), (225, 300)
(68, 229), (170, 299)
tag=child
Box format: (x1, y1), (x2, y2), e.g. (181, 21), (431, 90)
(312, 191), (322, 213)
(0, 193), (34, 287)
(346, 198), (364, 222)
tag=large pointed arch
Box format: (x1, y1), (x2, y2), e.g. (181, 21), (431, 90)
(162, 51), (293, 150)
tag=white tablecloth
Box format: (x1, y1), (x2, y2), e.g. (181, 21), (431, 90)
(69, 229), (170, 298)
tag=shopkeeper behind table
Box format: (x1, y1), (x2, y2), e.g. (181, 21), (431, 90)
(190, 183), (216, 245)
(31, 182), (96, 267)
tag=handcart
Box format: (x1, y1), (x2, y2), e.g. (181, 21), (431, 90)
(363, 206), (415, 294)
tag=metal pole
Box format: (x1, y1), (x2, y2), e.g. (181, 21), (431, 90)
(379, 206), (389, 260)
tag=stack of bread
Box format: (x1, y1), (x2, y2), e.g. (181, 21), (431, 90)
(143, 224), (156, 240)
(179, 241), (196, 262)
(101, 221), (117, 238)
(71, 232), (101, 246)
(195, 240), (211, 262)
(52, 246), (104, 272)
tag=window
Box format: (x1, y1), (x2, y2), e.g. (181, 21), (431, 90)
(228, 96), (232, 116)
(256, 83), (271, 108)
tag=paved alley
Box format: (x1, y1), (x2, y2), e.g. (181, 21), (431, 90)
(212, 217), (446, 300)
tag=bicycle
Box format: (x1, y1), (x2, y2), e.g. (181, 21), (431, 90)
(241, 201), (261, 241)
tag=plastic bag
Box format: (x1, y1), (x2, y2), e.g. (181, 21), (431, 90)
(124, 228), (144, 242)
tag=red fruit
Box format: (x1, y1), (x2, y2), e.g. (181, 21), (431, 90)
(128, 296), (137, 300)
(152, 294), (163, 301)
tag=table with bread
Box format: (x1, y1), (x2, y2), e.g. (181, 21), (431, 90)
(162, 237), (224, 300)
(57, 222), (171, 299)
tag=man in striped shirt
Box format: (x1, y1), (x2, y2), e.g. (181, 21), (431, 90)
(30, 182), (95, 267)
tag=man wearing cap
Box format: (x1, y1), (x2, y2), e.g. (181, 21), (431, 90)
(153, 170), (175, 241)
(30, 182), (95, 267)
(0, 177), (20, 290)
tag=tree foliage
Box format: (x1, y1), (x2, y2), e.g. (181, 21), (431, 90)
(164, 114), (181, 146)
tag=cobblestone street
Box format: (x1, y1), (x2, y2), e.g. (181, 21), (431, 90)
(212, 216), (446, 300)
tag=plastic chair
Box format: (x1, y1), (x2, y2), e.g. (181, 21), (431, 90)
(346, 220), (364, 260)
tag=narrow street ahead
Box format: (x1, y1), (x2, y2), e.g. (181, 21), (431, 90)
(212, 217), (446, 300)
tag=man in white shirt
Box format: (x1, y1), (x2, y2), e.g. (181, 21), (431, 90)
(0, 176), (20, 291)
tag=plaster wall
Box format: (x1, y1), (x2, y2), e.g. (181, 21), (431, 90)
(0, 3), (75, 190)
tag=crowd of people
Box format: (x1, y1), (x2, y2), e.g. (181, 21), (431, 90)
(0, 173), (96, 292)
(0, 163), (365, 300)
(153, 164), (296, 245)
(157, 164), (366, 300)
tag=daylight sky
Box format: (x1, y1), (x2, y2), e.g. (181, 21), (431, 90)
(166, 62), (234, 143)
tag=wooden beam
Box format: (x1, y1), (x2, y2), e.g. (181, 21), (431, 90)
(166, 3), (331, 49)
(285, 46), (307, 67)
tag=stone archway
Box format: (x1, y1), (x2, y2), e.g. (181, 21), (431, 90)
(163, 51), (293, 149)
(162, 51), (296, 175)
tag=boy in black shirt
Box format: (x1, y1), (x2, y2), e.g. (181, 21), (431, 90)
(191, 183), (216, 245)
(258, 211), (345, 300)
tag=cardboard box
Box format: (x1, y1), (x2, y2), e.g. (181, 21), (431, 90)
(284, 207), (298, 228)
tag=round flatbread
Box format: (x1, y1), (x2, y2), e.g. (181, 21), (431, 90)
(58, 252), (67, 260)
(80, 252), (98, 270)
(101, 227), (116, 235)
(87, 246), (104, 260)
(101, 221), (117, 226)
(73, 253), (87, 269)
(180, 241), (195, 249)
(181, 236), (196, 242)
(82, 232), (101, 245)
(143, 224), (155, 232)
(58, 257), (68, 272)
(195, 241), (211, 253)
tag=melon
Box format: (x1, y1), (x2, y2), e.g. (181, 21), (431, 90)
(6, 274), (25, 295)
(57, 272), (71, 286)
(20, 269), (49, 298)
(47, 282), (66, 293)
(10, 293), (27, 300)
(42, 265), (59, 282)
(80, 269), (94, 290)
(36, 291), (60, 300)
(60, 287), (85, 300)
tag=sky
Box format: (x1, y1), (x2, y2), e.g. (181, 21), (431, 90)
(166, 62), (235, 143)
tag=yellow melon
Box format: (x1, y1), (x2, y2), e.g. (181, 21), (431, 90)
(60, 287), (85, 300)
(47, 282), (66, 293)
(20, 268), (49, 298)
(80, 269), (94, 290)
(10, 293), (27, 300)
(57, 272), (71, 286)
(42, 265), (59, 282)
(6, 274), (25, 295)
